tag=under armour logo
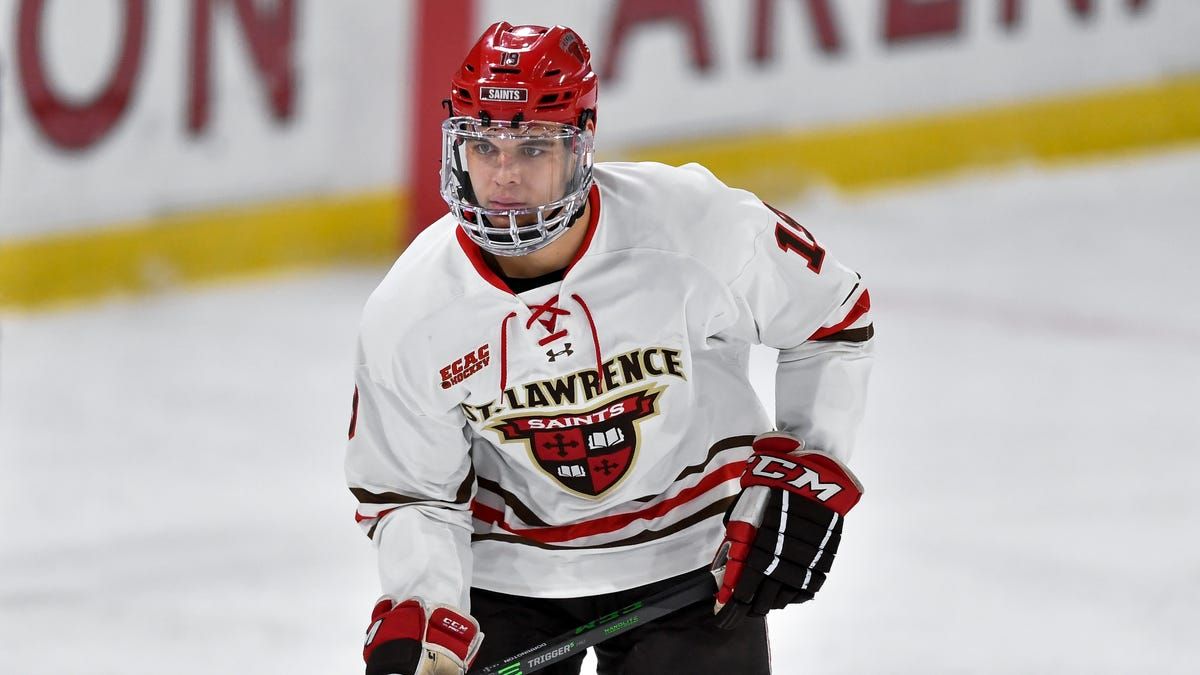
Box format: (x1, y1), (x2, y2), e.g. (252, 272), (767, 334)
(546, 343), (574, 362)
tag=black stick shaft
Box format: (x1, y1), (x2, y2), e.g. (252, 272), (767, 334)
(470, 574), (716, 674)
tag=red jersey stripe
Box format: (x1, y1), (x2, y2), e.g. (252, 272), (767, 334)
(471, 461), (742, 544)
(355, 506), (397, 524)
(810, 289), (871, 341)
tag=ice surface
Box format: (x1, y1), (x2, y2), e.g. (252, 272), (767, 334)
(3, 146), (1199, 673)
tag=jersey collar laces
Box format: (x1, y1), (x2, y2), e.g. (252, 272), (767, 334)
(497, 293), (603, 394)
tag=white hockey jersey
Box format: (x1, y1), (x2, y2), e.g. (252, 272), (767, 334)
(345, 161), (874, 609)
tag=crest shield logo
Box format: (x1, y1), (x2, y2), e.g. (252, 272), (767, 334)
(490, 388), (662, 497)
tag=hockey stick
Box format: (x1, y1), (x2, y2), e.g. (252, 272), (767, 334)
(470, 573), (717, 674)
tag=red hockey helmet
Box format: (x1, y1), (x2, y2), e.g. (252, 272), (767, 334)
(449, 22), (598, 129)
(441, 23), (598, 256)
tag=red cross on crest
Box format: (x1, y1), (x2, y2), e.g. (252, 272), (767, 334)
(490, 388), (662, 497)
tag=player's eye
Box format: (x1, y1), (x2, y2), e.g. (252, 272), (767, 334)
(470, 141), (496, 156)
(521, 146), (546, 158)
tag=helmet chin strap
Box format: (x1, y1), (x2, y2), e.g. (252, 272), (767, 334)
(450, 142), (481, 208)
(562, 198), (589, 231)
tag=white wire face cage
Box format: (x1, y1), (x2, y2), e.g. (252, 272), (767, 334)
(440, 117), (594, 257)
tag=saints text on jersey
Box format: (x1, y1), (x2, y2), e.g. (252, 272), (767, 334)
(461, 346), (686, 498)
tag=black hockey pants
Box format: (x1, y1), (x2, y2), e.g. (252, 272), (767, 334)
(468, 567), (771, 674)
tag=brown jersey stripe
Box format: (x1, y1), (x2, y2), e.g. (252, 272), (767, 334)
(632, 435), (755, 503)
(471, 495), (735, 551)
(366, 515), (386, 540)
(352, 466), (476, 507)
(362, 466), (475, 538)
(813, 324), (874, 343)
(352, 488), (423, 506)
(476, 476), (553, 527)
(474, 437), (748, 531)
(810, 289), (871, 341)
(361, 466), (475, 540)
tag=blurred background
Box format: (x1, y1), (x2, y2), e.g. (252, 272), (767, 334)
(2, 1), (1198, 673)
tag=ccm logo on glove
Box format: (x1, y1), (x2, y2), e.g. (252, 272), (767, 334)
(744, 451), (860, 515)
(440, 616), (471, 635)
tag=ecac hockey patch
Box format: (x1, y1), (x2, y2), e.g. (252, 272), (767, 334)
(440, 344), (490, 389)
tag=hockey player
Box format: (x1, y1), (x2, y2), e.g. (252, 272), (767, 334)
(348, 22), (873, 675)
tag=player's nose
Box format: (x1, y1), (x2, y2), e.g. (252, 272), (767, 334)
(493, 154), (521, 183)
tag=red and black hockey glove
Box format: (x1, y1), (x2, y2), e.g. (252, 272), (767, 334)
(711, 432), (863, 629)
(363, 597), (483, 675)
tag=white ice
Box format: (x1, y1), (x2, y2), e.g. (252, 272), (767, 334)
(3, 146), (1199, 673)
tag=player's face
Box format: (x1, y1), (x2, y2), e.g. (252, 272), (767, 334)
(465, 128), (574, 223)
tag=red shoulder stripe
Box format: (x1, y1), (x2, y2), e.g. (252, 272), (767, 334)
(809, 289), (871, 341)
